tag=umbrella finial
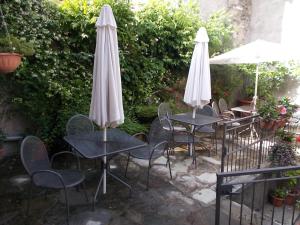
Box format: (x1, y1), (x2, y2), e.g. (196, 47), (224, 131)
(96, 4), (117, 28)
(195, 27), (209, 43)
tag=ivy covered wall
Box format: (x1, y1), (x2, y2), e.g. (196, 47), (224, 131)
(0, 0), (233, 148)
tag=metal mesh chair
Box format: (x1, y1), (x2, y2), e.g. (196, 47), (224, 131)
(125, 117), (172, 189)
(218, 98), (240, 127)
(21, 136), (87, 225)
(66, 114), (95, 169)
(66, 114), (94, 136)
(158, 102), (187, 131)
(195, 105), (218, 154)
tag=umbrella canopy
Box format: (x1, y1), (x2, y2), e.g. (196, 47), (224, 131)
(89, 4), (124, 129)
(209, 40), (289, 64)
(184, 27), (211, 111)
(209, 40), (293, 108)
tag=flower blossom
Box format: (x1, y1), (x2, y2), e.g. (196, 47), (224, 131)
(296, 135), (300, 143)
(280, 106), (287, 115)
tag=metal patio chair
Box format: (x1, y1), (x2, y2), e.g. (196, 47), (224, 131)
(125, 117), (172, 189)
(217, 98), (240, 127)
(66, 114), (95, 169)
(158, 102), (187, 132)
(21, 136), (88, 225)
(194, 105), (218, 155)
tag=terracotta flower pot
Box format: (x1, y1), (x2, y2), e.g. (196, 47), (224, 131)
(286, 190), (300, 205)
(0, 53), (22, 74)
(272, 196), (285, 207)
(260, 119), (275, 130)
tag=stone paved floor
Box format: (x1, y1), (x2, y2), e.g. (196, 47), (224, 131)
(0, 143), (223, 225)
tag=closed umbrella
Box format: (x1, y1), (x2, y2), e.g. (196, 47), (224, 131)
(183, 27), (211, 156)
(184, 27), (211, 116)
(89, 4), (124, 194)
(209, 40), (292, 109)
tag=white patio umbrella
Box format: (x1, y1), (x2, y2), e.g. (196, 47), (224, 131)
(183, 27), (211, 156)
(209, 40), (292, 109)
(184, 27), (211, 116)
(89, 4), (124, 194)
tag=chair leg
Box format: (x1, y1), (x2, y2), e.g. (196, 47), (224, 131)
(124, 153), (130, 178)
(146, 161), (151, 190)
(166, 148), (172, 179)
(81, 182), (89, 202)
(26, 180), (33, 217)
(63, 188), (70, 225)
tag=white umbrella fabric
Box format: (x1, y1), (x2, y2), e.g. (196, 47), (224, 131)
(209, 39), (291, 109)
(184, 27), (211, 116)
(89, 4), (124, 194)
(183, 27), (211, 156)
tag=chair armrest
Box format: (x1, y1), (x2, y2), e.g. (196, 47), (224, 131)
(149, 141), (168, 160)
(50, 151), (80, 168)
(222, 111), (236, 119)
(31, 169), (66, 188)
(133, 132), (149, 143)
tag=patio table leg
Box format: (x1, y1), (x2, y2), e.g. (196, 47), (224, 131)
(93, 172), (104, 211)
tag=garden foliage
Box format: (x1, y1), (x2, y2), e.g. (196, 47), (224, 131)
(0, 0), (232, 147)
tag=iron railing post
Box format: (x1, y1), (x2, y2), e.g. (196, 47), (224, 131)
(215, 173), (223, 225)
(221, 123), (227, 172)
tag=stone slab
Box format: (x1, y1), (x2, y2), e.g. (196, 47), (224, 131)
(196, 172), (216, 184)
(192, 189), (216, 205)
(200, 156), (221, 166)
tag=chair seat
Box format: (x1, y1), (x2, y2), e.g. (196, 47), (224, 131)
(173, 133), (201, 144)
(195, 125), (215, 133)
(33, 169), (85, 189)
(129, 144), (163, 160)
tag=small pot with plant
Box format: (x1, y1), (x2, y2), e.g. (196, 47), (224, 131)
(0, 36), (34, 74)
(271, 187), (288, 207)
(285, 170), (300, 205)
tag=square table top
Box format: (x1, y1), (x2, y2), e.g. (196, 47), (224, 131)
(64, 128), (146, 159)
(169, 112), (222, 127)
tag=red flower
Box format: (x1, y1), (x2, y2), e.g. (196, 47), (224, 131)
(296, 135), (300, 143)
(280, 106), (287, 115)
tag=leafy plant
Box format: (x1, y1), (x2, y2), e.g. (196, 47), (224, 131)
(257, 96), (279, 121)
(269, 142), (296, 167)
(119, 117), (147, 135)
(135, 105), (158, 122)
(278, 97), (297, 118)
(285, 170), (300, 191)
(272, 187), (288, 199)
(276, 129), (294, 143)
(0, 36), (34, 56)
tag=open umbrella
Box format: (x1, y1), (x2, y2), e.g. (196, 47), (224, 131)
(209, 40), (291, 109)
(184, 27), (211, 115)
(89, 4), (124, 194)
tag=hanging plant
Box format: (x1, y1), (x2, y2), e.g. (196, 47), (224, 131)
(0, 5), (34, 74)
(0, 36), (34, 74)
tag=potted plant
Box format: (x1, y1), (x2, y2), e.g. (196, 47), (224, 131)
(271, 187), (288, 207)
(268, 142), (296, 167)
(258, 97), (279, 130)
(0, 36), (34, 74)
(285, 170), (300, 205)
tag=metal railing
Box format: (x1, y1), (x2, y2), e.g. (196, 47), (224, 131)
(215, 166), (300, 225)
(221, 115), (276, 173)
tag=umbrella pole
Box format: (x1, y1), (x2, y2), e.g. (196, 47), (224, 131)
(189, 108), (197, 157)
(253, 63), (259, 110)
(103, 128), (107, 194)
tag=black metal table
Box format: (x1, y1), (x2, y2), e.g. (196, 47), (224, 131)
(169, 112), (222, 156)
(170, 112), (222, 127)
(64, 128), (146, 209)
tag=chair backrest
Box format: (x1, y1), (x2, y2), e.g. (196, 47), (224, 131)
(66, 114), (94, 136)
(196, 105), (216, 117)
(148, 117), (172, 146)
(212, 101), (220, 117)
(158, 102), (173, 120)
(219, 98), (228, 113)
(21, 136), (50, 175)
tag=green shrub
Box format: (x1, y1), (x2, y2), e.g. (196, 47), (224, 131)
(119, 117), (147, 135)
(135, 105), (158, 122)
